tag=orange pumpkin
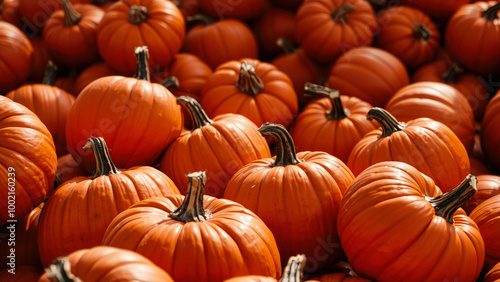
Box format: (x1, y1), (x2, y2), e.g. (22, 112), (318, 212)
(470, 194), (500, 270)
(27, 36), (50, 83)
(0, 0), (22, 28)
(481, 90), (500, 173)
(462, 174), (500, 215)
(73, 61), (119, 96)
(56, 154), (90, 184)
(484, 262), (500, 282)
(198, 0), (267, 20)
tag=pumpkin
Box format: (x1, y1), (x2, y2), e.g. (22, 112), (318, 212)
(305, 261), (372, 281)
(0, 0), (22, 30)
(37, 136), (181, 267)
(170, 0), (199, 18)
(224, 123), (354, 273)
(470, 194), (500, 270)
(271, 39), (327, 108)
(6, 62), (76, 156)
(0, 21), (33, 95)
(347, 107), (470, 193)
(38, 246), (174, 282)
(43, 0), (104, 70)
(102, 171), (282, 281)
(484, 262), (500, 282)
(385, 81), (475, 151)
(445, 2), (500, 75)
(54, 73), (78, 96)
(160, 96), (270, 198)
(412, 60), (491, 121)
(338, 161), (484, 281)
(0, 95), (57, 225)
(397, 0), (471, 22)
(462, 175), (500, 215)
(481, 91), (500, 173)
(470, 157), (491, 176)
(27, 36), (50, 83)
(73, 61), (119, 96)
(375, 6), (440, 70)
(56, 154), (90, 184)
(198, 0), (267, 20)
(326, 46), (409, 108)
(294, 0), (378, 64)
(65, 46), (183, 171)
(291, 83), (378, 164)
(97, 0), (185, 75)
(182, 15), (259, 70)
(201, 58), (298, 129)
(0, 265), (43, 281)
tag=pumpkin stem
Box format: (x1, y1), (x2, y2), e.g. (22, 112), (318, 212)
(177, 96), (213, 129)
(133, 46), (151, 81)
(161, 76), (180, 89)
(279, 254), (306, 282)
(236, 62), (264, 96)
(45, 257), (82, 282)
(42, 61), (57, 86)
(441, 63), (464, 84)
(129, 5), (148, 24)
(82, 137), (121, 179)
(332, 4), (356, 24)
(304, 83), (349, 120)
(483, 3), (500, 21)
(428, 175), (477, 224)
(413, 24), (431, 41)
(186, 13), (214, 26)
(170, 171), (212, 222)
(61, 0), (81, 26)
(276, 37), (297, 54)
(367, 107), (406, 137)
(259, 123), (301, 167)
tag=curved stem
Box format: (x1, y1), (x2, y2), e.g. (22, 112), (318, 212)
(42, 61), (57, 86)
(176, 96), (213, 129)
(45, 257), (82, 282)
(186, 13), (214, 26)
(366, 107), (406, 137)
(332, 4), (355, 24)
(279, 254), (306, 282)
(236, 62), (264, 96)
(276, 37), (297, 54)
(413, 24), (431, 41)
(304, 83), (348, 120)
(161, 76), (180, 89)
(133, 46), (150, 81)
(170, 171), (212, 222)
(428, 175), (477, 224)
(258, 123), (301, 167)
(483, 3), (500, 21)
(82, 137), (121, 179)
(129, 5), (148, 24)
(61, 0), (81, 26)
(441, 63), (464, 84)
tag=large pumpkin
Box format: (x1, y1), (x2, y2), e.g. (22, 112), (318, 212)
(201, 58), (298, 129)
(294, 0), (378, 64)
(38, 137), (181, 267)
(326, 46), (409, 107)
(102, 171), (282, 282)
(65, 46), (183, 171)
(224, 123), (354, 273)
(38, 246), (173, 281)
(0, 96), (57, 225)
(481, 91), (500, 173)
(338, 161), (484, 281)
(347, 107), (470, 193)
(291, 83), (378, 163)
(97, 0), (185, 75)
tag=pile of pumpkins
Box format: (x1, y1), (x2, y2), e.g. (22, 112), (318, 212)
(1, 0), (500, 281)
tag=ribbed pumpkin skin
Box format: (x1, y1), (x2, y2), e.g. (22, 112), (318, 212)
(347, 116), (470, 193)
(201, 59), (298, 129)
(291, 95), (377, 163)
(470, 194), (500, 269)
(294, 0), (378, 64)
(326, 47), (409, 108)
(481, 92), (500, 173)
(65, 76), (183, 171)
(224, 276), (277, 282)
(0, 96), (57, 225)
(37, 166), (181, 267)
(462, 175), (500, 215)
(38, 246), (174, 282)
(484, 262), (500, 282)
(385, 82), (475, 151)
(102, 196), (282, 282)
(338, 161), (484, 282)
(43, 3), (104, 70)
(97, 0), (185, 75)
(6, 84), (76, 156)
(0, 21), (33, 95)
(224, 151), (354, 273)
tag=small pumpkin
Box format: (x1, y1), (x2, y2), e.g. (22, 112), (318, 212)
(102, 171), (282, 282)
(56, 154), (90, 184)
(484, 262), (500, 282)
(73, 61), (119, 96)
(462, 174), (500, 215)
